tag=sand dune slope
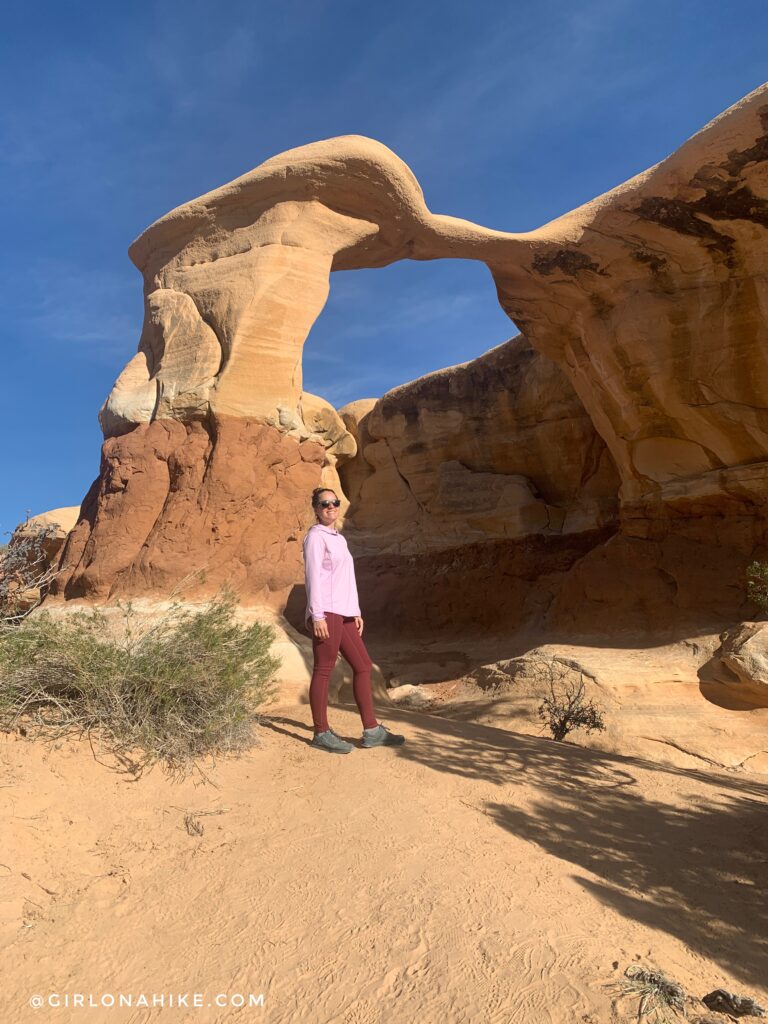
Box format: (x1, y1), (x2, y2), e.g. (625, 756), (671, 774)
(3, 700), (767, 1023)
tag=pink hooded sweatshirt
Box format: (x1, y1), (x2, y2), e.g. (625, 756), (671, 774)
(302, 523), (362, 625)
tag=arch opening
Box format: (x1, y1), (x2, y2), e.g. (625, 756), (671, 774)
(302, 258), (516, 409)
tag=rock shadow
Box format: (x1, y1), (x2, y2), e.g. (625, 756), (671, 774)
(360, 710), (768, 988)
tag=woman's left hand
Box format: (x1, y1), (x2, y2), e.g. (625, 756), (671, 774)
(355, 616), (364, 636)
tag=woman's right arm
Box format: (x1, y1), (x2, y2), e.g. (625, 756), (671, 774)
(303, 530), (329, 631)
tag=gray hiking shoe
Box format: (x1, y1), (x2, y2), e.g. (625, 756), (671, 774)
(310, 729), (354, 754)
(361, 723), (405, 748)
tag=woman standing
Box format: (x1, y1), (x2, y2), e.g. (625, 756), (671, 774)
(303, 487), (405, 754)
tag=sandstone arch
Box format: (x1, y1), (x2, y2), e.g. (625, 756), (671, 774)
(52, 83), (768, 634)
(102, 136), (530, 435)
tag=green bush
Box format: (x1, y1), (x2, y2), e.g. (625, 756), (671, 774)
(0, 587), (280, 776)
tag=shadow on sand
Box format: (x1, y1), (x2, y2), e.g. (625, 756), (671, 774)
(263, 704), (768, 989)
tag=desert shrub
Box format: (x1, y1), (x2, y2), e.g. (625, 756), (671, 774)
(537, 666), (606, 742)
(620, 964), (686, 1023)
(0, 586), (280, 776)
(746, 560), (768, 614)
(0, 517), (64, 623)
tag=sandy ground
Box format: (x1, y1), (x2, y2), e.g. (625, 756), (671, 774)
(3, 686), (768, 1024)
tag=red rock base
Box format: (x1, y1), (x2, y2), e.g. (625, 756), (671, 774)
(51, 416), (325, 606)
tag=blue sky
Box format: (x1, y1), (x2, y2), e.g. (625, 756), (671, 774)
(1, 0), (766, 536)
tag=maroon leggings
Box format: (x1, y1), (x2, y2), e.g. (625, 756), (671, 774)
(309, 612), (378, 733)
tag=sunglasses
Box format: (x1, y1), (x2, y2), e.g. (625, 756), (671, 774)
(318, 499), (341, 509)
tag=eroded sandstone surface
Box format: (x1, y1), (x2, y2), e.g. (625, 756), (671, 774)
(337, 335), (619, 555)
(54, 418), (324, 606)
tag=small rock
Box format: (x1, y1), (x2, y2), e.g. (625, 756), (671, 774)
(702, 989), (766, 1018)
(388, 684), (433, 708)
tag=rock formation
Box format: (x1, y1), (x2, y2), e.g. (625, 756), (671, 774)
(57, 420), (324, 602)
(710, 622), (768, 707)
(330, 336), (621, 639)
(3, 506), (80, 614)
(338, 335), (619, 555)
(12, 507), (80, 562)
(50, 83), (768, 647)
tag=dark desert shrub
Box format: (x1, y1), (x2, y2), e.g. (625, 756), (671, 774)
(0, 587), (280, 776)
(537, 667), (606, 742)
(0, 518), (64, 622)
(620, 964), (686, 1023)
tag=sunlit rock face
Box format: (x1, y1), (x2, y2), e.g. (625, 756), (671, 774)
(12, 507), (80, 561)
(52, 83), (768, 632)
(481, 86), (768, 637)
(711, 622), (768, 707)
(491, 92), (768, 513)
